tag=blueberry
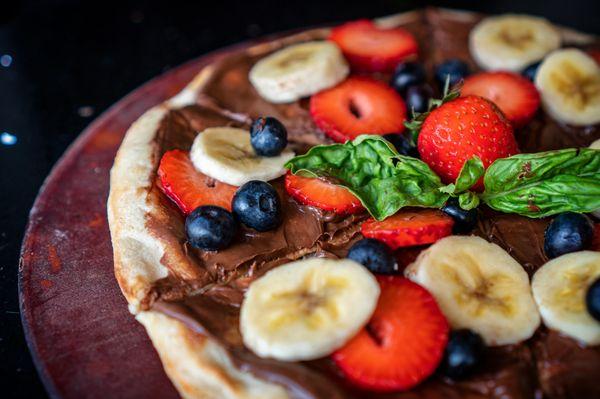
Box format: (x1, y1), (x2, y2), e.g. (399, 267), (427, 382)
(522, 61), (541, 82)
(232, 180), (281, 232)
(347, 238), (398, 274)
(250, 116), (288, 157)
(186, 206), (237, 251)
(405, 84), (433, 114)
(586, 278), (600, 322)
(390, 62), (426, 95)
(441, 329), (485, 380)
(383, 133), (419, 158)
(543, 212), (594, 259)
(442, 197), (478, 234)
(435, 59), (470, 89)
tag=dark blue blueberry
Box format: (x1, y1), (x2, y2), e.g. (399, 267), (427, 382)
(347, 238), (398, 274)
(186, 206), (237, 251)
(442, 197), (478, 234)
(586, 277), (600, 322)
(441, 329), (485, 380)
(522, 61), (541, 82)
(383, 133), (419, 158)
(435, 59), (470, 89)
(390, 62), (426, 95)
(544, 212), (594, 259)
(405, 84), (433, 114)
(232, 180), (281, 232)
(250, 116), (288, 157)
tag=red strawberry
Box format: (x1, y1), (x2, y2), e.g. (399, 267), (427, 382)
(361, 209), (453, 249)
(418, 95), (518, 189)
(284, 173), (364, 215)
(158, 149), (237, 214)
(310, 76), (406, 143)
(461, 71), (540, 127)
(333, 276), (449, 392)
(329, 19), (418, 72)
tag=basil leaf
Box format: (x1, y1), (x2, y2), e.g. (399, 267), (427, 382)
(458, 191), (480, 210)
(481, 148), (600, 217)
(454, 156), (484, 193)
(285, 135), (449, 220)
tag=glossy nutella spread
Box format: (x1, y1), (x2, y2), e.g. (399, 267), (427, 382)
(147, 8), (600, 399)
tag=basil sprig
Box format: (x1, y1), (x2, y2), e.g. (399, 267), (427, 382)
(285, 135), (477, 220)
(285, 135), (600, 220)
(481, 148), (600, 217)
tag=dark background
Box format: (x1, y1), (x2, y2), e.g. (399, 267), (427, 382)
(1, 0), (598, 397)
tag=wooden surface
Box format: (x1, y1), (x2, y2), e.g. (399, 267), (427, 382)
(18, 42), (251, 399)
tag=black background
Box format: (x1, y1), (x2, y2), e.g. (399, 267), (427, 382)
(1, 0), (598, 397)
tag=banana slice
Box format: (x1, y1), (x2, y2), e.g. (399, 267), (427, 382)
(469, 14), (561, 72)
(532, 251), (600, 345)
(249, 41), (349, 103)
(404, 236), (540, 346)
(535, 48), (600, 126)
(240, 258), (380, 361)
(591, 139), (600, 150)
(190, 127), (294, 186)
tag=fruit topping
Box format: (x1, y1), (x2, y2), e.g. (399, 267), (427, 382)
(332, 277), (449, 392)
(250, 116), (288, 157)
(587, 277), (600, 322)
(390, 61), (426, 95)
(309, 76), (407, 143)
(185, 205), (238, 251)
(544, 212), (594, 259)
(522, 61), (541, 82)
(240, 258), (380, 361)
(190, 127), (294, 186)
(232, 180), (282, 232)
(417, 95), (518, 188)
(382, 133), (419, 158)
(284, 173), (364, 215)
(440, 329), (485, 380)
(158, 149), (237, 214)
(249, 41), (349, 103)
(405, 236), (541, 346)
(405, 84), (433, 114)
(532, 251), (600, 345)
(329, 20), (418, 73)
(469, 14), (561, 72)
(461, 71), (540, 127)
(441, 197), (479, 234)
(361, 209), (454, 250)
(535, 48), (600, 126)
(347, 238), (399, 274)
(434, 59), (470, 89)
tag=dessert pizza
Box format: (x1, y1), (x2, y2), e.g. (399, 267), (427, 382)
(107, 8), (600, 399)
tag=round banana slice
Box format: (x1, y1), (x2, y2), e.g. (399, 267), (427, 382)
(404, 236), (540, 346)
(190, 127), (294, 186)
(591, 139), (600, 150)
(469, 14), (560, 72)
(240, 258), (380, 361)
(535, 48), (600, 126)
(532, 251), (600, 346)
(249, 41), (349, 103)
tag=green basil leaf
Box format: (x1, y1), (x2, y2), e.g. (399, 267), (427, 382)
(454, 156), (484, 193)
(458, 191), (480, 210)
(285, 135), (449, 220)
(481, 148), (600, 217)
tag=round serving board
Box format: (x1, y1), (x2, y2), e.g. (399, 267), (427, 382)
(18, 40), (261, 399)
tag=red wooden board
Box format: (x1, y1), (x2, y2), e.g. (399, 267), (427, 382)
(18, 42), (254, 399)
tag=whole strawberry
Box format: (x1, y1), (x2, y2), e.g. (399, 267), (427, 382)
(417, 95), (518, 189)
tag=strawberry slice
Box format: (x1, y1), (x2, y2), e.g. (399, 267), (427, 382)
(310, 76), (406, 143)
(284, 173), (364, 215)
(361, 209), (453, 249)
(333, 276), (449, 392)
(329, 19), (418, 72)
(461, 71), (540, 128)
(158, 149), (237, 214)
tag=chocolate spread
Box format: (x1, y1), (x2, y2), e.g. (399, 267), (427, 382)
(145, 8), (600, 399)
